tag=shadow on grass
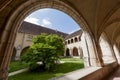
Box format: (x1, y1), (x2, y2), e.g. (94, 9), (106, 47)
(54, 62), (84, 73)
(8, 62), (84, 80)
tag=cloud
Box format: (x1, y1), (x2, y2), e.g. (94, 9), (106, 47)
(24, 17), (53, 29)
(41, 18), (53, 28)
(24, 17), (40, 25)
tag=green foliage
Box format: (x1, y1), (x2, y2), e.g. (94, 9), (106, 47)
(21, 33), (64, 71)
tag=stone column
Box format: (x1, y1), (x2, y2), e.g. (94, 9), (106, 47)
(69, 48), (73, 57)
(85, 32), (103, 67)
(64, 48), (66, 57)
(15, 50), (21, 60)
(95, 42), (104, 67)
(0, 27), (17, 80)
(81, 33), (91, 67)
(109, 44), (118, 62)
(64, 47), (68, 57)
(15, 45), (22, 60)
(79, 48), (83, 59)
(113, 44), (120, 64)
(78, 48), (81, 56)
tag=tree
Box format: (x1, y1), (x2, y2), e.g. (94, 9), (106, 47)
(21, 33), (65, 71)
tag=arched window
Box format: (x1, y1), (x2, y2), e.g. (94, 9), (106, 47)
(71, 39), (73, 43)
(68, 40), (70, 44)
(75, 37), (78, 42)
(79, 36), (81, 41)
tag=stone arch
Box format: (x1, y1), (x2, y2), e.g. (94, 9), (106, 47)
(1, 0), (91, 66)
(99, 32), (116, 64)
(66, 48), (70, 56)
(98, 4), (120, 38)
(20, 46), (30, 57)
(103, 21), (120, 45)
(0, 0), (93, 78)
(73, 47), (79, 56)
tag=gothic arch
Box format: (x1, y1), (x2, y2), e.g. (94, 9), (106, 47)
(73, 47), (79, 56)
(20, 46), (30, 57)
(0, 1), (94, 79)
(1, 0), (91, 67)
(98, 5), (120, 39)
(66, 48), (70, 56)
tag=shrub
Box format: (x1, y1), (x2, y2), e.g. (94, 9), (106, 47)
(21, 33), (64, 71)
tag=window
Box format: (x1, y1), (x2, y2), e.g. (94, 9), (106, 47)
(71, 39), (73, 43)
(27, 35), (33, 41)
(68, 40), (70, 44)
(75, 37), (78, 42)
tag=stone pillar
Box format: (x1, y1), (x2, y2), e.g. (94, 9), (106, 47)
(81, 33), (91, 67)
(79, 48), (83, 59)
(69, 48), (73, 57)
(78, 48), (81, 56)
(0, 27), (17, 80)
(95, 42), (104, 67)
(84, 32), (102, 67)
(64, 48), (66, 57)
(113, 44), (120, 64)
(15, 50), (21, 60)
(15, 45), (22, 60)
(109, 44), (118, 62)
(0, 68), (8, 80)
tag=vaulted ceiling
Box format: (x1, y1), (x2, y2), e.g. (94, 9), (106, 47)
(0, 0), (120, 42)
(64, 0), (120, 40)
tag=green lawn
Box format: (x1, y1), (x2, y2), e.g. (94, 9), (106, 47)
(61, 58), (83, 62)
(9, 61), (29, 73)
(9, 58), (84, 80)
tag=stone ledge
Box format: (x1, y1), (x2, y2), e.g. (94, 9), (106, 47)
(49, 62), (118, 80)
(79, 62), (118, 80)
(49, 67), (101, 80)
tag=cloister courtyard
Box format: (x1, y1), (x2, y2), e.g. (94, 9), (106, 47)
(0, 0), (120, 80)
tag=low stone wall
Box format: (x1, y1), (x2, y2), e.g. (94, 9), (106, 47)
(79, 62), (119, 80)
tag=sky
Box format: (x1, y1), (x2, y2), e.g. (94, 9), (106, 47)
(24, 8), (80, 34)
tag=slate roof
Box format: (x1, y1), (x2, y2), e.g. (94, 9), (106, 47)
(64, 29), (83, 40)
(18, 21), (68, 38)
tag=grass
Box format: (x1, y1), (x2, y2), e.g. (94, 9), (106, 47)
(8, 58), (84, 80)
(9, 61), (29, 73)
(61, 57), (83, 62)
